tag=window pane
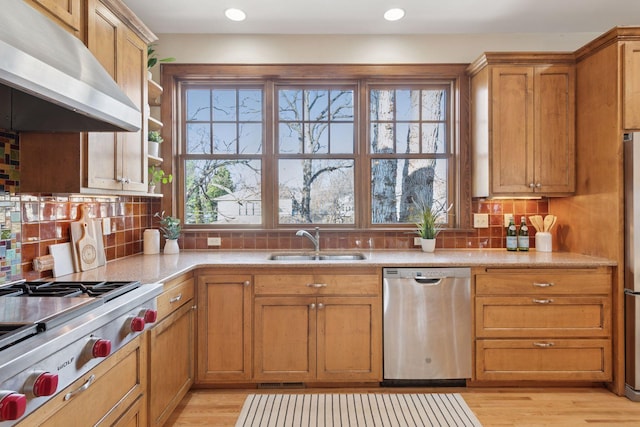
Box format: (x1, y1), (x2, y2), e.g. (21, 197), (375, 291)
(330, 90), (353, 121)
(279, 89), (302, 120)
(212, 89), (237, 121)
(279, 159), (354, 224)
(422, 89), (447, 120)
(305, 90), (328, 121)
(371, 158), (448, 224)
(279, 123), (302, 153)
(370, 123), (394, 154)
(370, 89), (395, 121)
(421, 123), (446, 154)
(330, 123), (354, 154)
(186, 123), (211, 154)
(185, 159), (262, 225)
(305, 123), (328, 154)
(186, 89), (210, 121)
(213, 123), (237, 154)
(396, 89), (421, 121)
(239, 123), (262, 154)
(396, 123), (420, 154)
(239, 89), (262, 121)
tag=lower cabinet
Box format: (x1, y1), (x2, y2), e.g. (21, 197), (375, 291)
(253, 269), (382, 383)
(18, 335), (147, 427)
(474, 267), (612, 382)
(148, 273), (195, 427)
(196, 272), (252, 383)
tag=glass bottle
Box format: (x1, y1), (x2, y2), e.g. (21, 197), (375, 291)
(506, 216), (518, 251)
(518, 216), (529, 251)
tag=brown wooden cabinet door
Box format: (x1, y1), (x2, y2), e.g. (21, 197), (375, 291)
(316, 297), (382, 381)
(534, 65), (575, 194)
(197, 275), (252, 382)
(491, 66), (535, 194)
(253, 296), (316, 382)
(624, 41), (640, 130)
(85, 0), (147, 193)
(149, 302), (194, 427)
(26, 0), (81, 35)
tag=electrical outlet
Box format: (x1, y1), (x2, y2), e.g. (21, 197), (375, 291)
(504, 213), (514, 227)
(207, 237), (221, 246)
(473, 213), (489, 228)
(414, 237), (422, 246)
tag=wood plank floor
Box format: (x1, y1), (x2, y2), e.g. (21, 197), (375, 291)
(165, 387), (640, 426)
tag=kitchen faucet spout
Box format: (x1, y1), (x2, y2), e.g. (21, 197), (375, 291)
(296, 227), (320, 252)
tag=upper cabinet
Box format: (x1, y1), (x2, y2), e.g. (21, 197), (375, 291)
(24, 0), (82, 36)
(624, 41), (640, 130)
(468, 54), (576, 197)
(20, 0), (157, 195)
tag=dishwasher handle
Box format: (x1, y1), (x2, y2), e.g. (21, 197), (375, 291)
(413, 276), (444, 286)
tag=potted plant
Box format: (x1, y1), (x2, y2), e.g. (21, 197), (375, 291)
(147, 44), (175, 77)
(147, 130), (163, 157)
(148, 165), (172, 193)
(154, 211), (181, 254)
(413, 201), (453, 252)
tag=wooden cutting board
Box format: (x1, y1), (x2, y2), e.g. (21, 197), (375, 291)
(77, 221), (99, 271)
(70, 204), (105, 272)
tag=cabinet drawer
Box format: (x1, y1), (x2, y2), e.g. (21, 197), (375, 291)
(19, 336), (145, 426)
(157, 277), (194, 320)
(255, 274), (379, 296)
(476, 338), (611, 381)
(476, 296), (610, 338)
(476, 269), (611, 295)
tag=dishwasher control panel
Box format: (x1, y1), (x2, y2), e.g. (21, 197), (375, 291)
(383, 267), (470, 280)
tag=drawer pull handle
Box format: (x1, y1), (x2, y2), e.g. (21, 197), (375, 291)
(533, 282), (554, 287)
(169, 294), (183, 303)
(64, 374), (95, 401)
(532, 298), (554, 304)
(533, 342), (555, 348)
(306, 283), (327, 288)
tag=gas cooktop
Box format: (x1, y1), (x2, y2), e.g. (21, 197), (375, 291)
(0, 280), (140, 301)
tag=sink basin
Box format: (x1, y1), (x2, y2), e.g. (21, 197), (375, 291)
(268, 252), (366, 261)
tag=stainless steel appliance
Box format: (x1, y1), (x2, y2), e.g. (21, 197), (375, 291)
(383, 267), (471, 383)
(0, 280), (162, 425)
(625, 132), (640, 401)
(0, 0), (140, 132)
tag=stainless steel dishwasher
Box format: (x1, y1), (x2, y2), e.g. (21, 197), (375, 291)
(383, 267), (471, 383)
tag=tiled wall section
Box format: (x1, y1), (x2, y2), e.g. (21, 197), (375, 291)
(21, 195), (161, 280)
(179, 199), (549, 251)
(0, 131), (19, 194)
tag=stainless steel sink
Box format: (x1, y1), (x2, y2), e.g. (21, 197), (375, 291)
(268, 252), (366, 261)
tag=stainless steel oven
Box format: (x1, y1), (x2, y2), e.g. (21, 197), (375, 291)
(0, 280), (162, 425)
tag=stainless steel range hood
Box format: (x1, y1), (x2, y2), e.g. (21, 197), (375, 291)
(0, 0), (141, 132)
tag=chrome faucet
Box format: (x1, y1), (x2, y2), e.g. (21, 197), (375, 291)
(296, 227), (320, 252)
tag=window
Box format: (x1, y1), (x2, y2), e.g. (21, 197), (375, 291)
(173, 65), (466, 230)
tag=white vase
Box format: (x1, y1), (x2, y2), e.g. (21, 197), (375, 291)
(148, 141), (159, 157)
(420, 238), (436, 252)
(164, 238), (179, 254)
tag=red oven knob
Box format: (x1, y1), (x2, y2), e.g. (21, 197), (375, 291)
(92, 339), (112, 358)
(143, 309), (158, 324)
(0, 392), (27, 421)
(32, 372), (59, 397)
(130, 316), (145, 332)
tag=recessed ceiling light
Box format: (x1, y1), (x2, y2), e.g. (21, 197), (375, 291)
(384, 8), (405, 21)
(225, 8), (246, 22)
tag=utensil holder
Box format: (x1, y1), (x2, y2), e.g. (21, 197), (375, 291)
(535, 232), (552, 252)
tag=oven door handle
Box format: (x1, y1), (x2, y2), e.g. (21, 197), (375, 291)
(64, 374), (95, 401)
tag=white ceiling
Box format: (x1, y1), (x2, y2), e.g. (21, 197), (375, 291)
(123, 0), (640, 35)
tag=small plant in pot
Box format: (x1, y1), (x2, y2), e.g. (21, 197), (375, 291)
(154, 211), (181, 254)
(147, 130), (163, 157)
(413, 200), (453, 252)
(148, 164), (172, 193)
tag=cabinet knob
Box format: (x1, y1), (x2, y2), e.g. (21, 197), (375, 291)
(244, 281), (250, 287)
(535, 182), (542, 188)
(310, 303), (316, 309)
(529, 182), (536, 188)
(317, 303), (324, 309)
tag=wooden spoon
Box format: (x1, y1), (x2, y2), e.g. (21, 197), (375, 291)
(543, 215), (556, 232)
(529, 215), (543, 232)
